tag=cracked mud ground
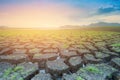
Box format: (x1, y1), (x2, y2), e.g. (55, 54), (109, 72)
(0, 30), (120, 80)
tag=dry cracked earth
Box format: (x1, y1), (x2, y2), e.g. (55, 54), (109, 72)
(0, 31), (120, 80)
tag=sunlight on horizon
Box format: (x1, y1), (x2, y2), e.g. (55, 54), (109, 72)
(0, 0), (120, 28)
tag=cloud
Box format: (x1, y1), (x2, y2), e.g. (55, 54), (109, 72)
(95, 0), (120, 15)
(95, 7), (120, 15)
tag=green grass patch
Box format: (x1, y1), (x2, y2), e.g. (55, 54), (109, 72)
(80, 66), (102, 74)
(76, 76), (85, 80)
(111, 43), (120, 47)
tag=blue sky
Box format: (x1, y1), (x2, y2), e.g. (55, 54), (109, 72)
(0, 0), (120, 28)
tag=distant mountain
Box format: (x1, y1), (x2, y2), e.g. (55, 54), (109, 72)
(86, 22), (120, 27)
(60, 22), (120, 29)
(60, 22), (120, 32)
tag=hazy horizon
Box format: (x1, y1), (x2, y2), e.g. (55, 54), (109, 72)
(0, 0), (120, 28)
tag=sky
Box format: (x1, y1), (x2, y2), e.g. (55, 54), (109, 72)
(0, 0), (120, 28)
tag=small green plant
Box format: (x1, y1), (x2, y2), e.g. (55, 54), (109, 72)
(85, 66), (100, 74)
(10, 73), (24, 80)
(111, 43), (120, 47)
(10, 75), (16, 80)
(80, 66), (102, 74)
(76, 76), (85, 80)
(3, 68), (12, 78)
(111, 43), (120, 52)
(13, 66), (24, 72)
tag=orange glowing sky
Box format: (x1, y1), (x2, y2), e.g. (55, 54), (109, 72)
(0, 0), (120, 28)
(0, 1), (81, 28)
